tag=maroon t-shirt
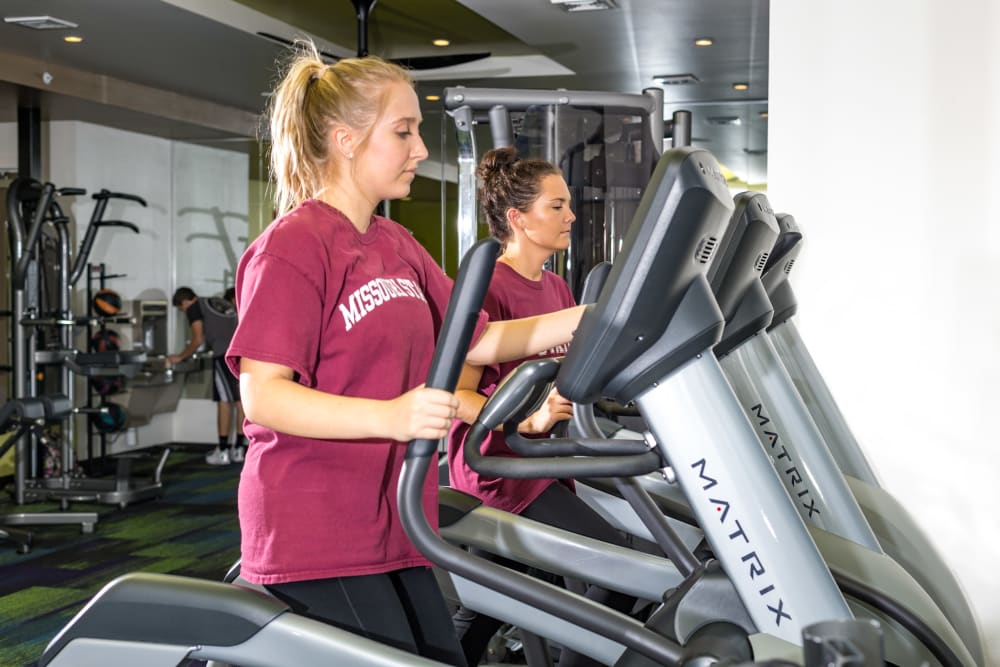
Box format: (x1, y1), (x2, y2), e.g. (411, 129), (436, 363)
(447, 262), (577, 514)
(227, 200), (485, 584)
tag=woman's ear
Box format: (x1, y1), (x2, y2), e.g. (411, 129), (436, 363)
(506, 207), (522, 231)
(330, 125), (356, 161)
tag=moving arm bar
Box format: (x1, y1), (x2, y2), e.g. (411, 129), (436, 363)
(465, 422), (662, 478)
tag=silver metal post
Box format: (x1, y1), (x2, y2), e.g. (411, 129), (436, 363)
(449, 105), (478, 264)
(769, 321), (880, 487)
(636, 353), (852, 645)
(55, 222), (76, 487)
(723, 334), (882, 552)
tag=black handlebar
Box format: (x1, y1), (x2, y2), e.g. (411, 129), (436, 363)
(69, 192), (145, 286)
(406, 238), (502, 458)
(484, 358), (651, 458)
(93, 189), (148, 207)
(97, 220), (141, 234)
(12, 181), (56, 289)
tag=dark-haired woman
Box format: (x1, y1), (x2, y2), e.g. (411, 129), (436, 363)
(447, 147), (638, 667)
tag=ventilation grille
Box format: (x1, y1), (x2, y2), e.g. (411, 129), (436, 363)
(705, 116), (742, 126)
(696, 236), (718, 264)
(755, 252), (770, 272)
(550, 0), (617, 11)
(784, 258), (796, 274)
(4, 15), (78, 30)
(653, 74), (701, 86)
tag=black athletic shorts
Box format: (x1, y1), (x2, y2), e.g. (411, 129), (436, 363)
(212, 356), (241, 403)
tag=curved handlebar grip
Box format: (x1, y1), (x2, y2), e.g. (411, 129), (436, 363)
(93, 190), (148, 207)
(503, 426), (651, 457)
(477, 358), (560, 430)
(407, 237), (500, 459)
(474, 357), (650, 458)
(97, 220), (141, 234)
(464, 422), (662, 478)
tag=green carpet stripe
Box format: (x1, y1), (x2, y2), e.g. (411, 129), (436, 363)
(134, 531), (238, 560)
(0, 641), (44, 667)
(137, 556), (199, 573)
(95, 507), (186, 540)
(97, 511), (231, 543)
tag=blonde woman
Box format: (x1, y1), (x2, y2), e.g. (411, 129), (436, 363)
(225, 44), (583, 665)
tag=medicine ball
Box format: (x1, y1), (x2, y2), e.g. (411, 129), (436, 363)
(91, 402), (127, 434)
(89, 329), (121, 353)
(93, 289), (123, 316)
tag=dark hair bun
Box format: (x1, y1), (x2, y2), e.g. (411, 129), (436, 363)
(478, 147), (518, 182)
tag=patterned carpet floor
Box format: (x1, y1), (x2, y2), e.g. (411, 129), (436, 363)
(0, 446), (241, 667)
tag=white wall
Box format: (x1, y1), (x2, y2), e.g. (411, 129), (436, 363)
(769, 0), (1000, 662)
(172, 142), (249, 297)
(2, 120), (248, 449)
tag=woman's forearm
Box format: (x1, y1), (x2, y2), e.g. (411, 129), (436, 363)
(467, 305), (586, 366)
(455, 389), (487, 425)
(241, 373), (396, 440)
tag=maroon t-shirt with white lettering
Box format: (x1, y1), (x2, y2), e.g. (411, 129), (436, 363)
(447, 262), (576, 514)
(227, 200), (484, 584)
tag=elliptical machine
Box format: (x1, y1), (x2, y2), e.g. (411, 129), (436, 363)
(37, 147), (893, 667)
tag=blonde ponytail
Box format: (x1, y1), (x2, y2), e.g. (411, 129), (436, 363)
(266, 42), (413, 215)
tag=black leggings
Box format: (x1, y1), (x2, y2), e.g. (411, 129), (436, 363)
(267, 566), (467, 666)
(453, 482), (638, 667)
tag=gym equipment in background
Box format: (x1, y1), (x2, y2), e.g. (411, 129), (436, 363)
(90, 401), (127, 435)
(3, 178), (166, 526)
(441, 85), (664, 299)
(1, 395), (99, 553)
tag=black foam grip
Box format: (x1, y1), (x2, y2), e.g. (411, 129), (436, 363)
(407, 238), (501, 459)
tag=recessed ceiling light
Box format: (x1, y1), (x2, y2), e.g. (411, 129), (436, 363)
(63, 35), (83, 43)
(432, 39), (449, 47)
(733, 82), (749, 91)
(425, 95), (441, 102)
(694, 37), (714, 47)
(759, 111), (769, 119)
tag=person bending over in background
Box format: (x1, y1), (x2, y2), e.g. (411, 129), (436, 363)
(169, 287), (246, 465)
(447, 147), (639, 667)
(226, 43), (584, 666)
